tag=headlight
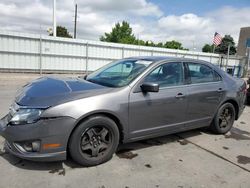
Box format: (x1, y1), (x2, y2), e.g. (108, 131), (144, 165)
(10, 109), (43, 125)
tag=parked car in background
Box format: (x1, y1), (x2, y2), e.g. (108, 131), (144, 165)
(0, 56), (247, 166)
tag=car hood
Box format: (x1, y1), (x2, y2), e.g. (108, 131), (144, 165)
(15, 77), (114, 107)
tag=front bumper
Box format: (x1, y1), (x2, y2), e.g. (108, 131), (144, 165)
(0, 115), (76, 162)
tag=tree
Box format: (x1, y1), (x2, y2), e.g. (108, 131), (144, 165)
(100, 21), (188, 50)
(202, 44), (214, 53)
(164, 40), (185, 50)
(49, 26), (72, 38)
(156, 42), (163, 47)
(215, 35), (236, 55)
(145, 40), (155, 47)
(100, 21), (136, 44)
(135, 39), (145, 46)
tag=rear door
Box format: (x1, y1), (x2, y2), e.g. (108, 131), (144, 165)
(184, 62), (225, 128)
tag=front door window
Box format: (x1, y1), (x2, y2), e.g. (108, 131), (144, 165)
(144, 62), (184, 88)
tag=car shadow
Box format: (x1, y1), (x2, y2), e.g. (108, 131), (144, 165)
(0, 128), (209, 172)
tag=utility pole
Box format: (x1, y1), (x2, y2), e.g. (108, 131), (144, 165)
(53, 0), (57, 37)
(74, 3), (77, 39)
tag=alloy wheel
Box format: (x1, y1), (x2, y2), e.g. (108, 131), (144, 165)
(80, 126), (112, 159)
(218, 107), (234, 129)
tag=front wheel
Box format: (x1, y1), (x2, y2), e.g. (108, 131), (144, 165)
(69, 115), (120, 166)
(210, 103), (236, 134)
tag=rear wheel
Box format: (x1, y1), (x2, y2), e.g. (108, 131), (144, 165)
(210, 103), (236, 134)
(69, 115), (119, 166)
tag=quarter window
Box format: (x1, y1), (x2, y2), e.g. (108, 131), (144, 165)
(144, 62), (184, 88)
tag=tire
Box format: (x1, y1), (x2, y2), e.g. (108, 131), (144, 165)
(69, 115), (120, 166)
(210, 103), (236, 134)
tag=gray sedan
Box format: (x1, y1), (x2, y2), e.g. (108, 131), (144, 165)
(0, 56), (247, 166)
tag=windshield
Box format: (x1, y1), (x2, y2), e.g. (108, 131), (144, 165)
(86, 59), (153, 87)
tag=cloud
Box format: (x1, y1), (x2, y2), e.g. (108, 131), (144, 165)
(158, 14), (212, 33)
(0, 1), (249, 51)
(207, 6), (250, 41)
(150, 6), (250, 49)
(154, 13), (214, 49)
(0, 0), (162, 39)
(76, 0), (163, 17)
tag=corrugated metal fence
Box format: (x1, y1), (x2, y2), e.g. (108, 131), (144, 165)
(0, 30), (243, 74)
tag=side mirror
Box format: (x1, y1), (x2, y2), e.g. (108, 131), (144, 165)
(140, 82), (159, 93)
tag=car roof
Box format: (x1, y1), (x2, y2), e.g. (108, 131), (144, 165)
(125, 56), (207, 63)
(125, 56), (217, 67)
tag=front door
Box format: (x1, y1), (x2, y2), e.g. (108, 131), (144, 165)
(128, 62), (188, 139)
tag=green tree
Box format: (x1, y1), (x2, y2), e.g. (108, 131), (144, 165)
(215, 35), (236, 55)
(100, 21), (188, 50)
(164, 40), (185, 50)
(135, 39), (145, 46)
(156, 42), (163, 47)
(145, 40), (155, 47)
(100, 21), (136, 44)
(202, 44), (214, 53)
(49, 26), (72, 38)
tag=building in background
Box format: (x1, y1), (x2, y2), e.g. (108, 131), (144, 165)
(237, 27), (250, 57)
(237, 27), (250, 76)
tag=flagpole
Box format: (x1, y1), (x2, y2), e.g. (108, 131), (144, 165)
(212, 45), (215, 53)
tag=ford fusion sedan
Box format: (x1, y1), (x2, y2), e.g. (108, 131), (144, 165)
(0, 56), (246, 166)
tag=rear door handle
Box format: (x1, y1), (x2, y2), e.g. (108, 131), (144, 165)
(175, 93), (185, 98)
(217, 88), (223, 92)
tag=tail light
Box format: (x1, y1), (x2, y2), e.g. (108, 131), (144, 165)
(244, 88), (247, 95)
(242, 82), (247, 95)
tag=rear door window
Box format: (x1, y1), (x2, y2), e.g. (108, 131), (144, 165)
(186, 63), (221, 84)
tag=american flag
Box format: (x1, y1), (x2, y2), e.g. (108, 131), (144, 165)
(213, 32), (222, 46)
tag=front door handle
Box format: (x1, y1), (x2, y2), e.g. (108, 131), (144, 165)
(175, 93), (185, 98)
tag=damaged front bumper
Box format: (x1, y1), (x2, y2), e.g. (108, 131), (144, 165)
(0, 114), (76, 162)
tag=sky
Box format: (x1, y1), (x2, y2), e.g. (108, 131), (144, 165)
(0, 0), (250, 51)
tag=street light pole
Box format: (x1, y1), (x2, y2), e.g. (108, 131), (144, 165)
(226, 44), (231, 71)
(74, 3), (77, 39)
(53, 0), (57, 37)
